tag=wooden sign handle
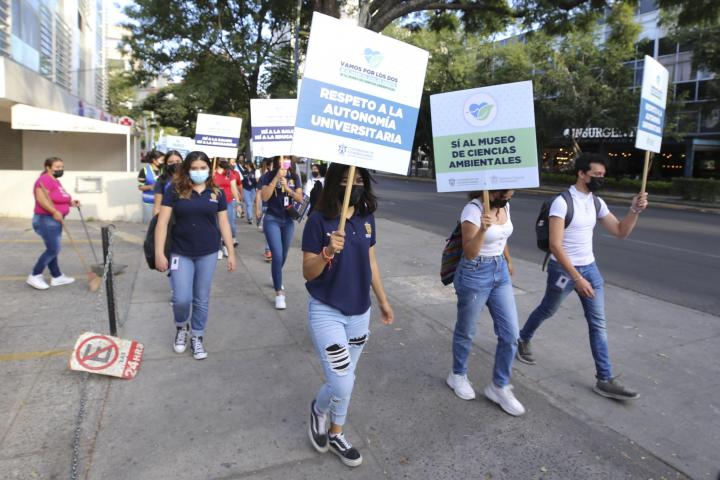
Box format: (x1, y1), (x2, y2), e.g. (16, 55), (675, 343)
(338, 165), (357, 233)
(482, 190), (490, 230)
(640, 150), (651, 196)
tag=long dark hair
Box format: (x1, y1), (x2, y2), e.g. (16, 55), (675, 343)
(174, 151), (218, 199)
(269, 155), (298, 177)
(160, 150), (184, 181)
(315, 163), (377, 219)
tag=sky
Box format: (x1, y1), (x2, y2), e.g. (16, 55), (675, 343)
(107, 0), (132, 27)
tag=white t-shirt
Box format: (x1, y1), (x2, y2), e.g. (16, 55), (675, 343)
(460, 200), (513, 257)
(549, 185), (610, 266)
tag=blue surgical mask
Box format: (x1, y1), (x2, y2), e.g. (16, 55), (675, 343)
(190, 170), (209, 184)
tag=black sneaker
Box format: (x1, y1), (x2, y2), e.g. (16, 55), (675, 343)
(593, 376), (639, 400)
(173, 325), (189, 354)
(516, 339), (536, 365)
(308, 400), (329, 453)
(329, 432), (362, 467)
(190, 336), (208, 360)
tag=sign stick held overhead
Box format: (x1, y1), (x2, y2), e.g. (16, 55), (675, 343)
(635, 55), (669, 197)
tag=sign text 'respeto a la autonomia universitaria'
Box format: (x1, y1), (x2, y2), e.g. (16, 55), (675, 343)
(447, 135), (522, 168)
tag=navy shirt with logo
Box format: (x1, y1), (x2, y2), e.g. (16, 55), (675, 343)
(260, 170), (302, 219)
(161, 186), (227, 256)
(302, 211), (376, 315)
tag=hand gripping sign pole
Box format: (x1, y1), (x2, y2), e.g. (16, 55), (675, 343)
(635, 55), (669, 196)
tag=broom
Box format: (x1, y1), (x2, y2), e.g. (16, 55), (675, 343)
(39, 185), (103, 292)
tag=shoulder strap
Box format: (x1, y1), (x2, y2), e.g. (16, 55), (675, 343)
(559, 190), (573, 228)
(592, 194), (602, 218)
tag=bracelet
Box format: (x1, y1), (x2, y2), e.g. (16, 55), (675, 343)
(321, 247), (335, 262)
(630, 207), (642, 214)
(572, 275), (583, 282)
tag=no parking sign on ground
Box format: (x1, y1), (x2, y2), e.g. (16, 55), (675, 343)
(69, 332), (144, 379)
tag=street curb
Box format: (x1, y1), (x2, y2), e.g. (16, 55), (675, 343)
(374, 173), (720, 215)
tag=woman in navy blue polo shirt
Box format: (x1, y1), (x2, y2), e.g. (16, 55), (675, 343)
(302, 164), (394, 468)
(154, 151), (236, 360)
(259, 156), (303, 310)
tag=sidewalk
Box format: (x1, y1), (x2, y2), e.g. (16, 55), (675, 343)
(0, 215), (715, 479)
(378, 172), (720, 214)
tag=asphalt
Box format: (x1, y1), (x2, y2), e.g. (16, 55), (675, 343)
(372, 175), (720, 315)
(0, 214), (717, 479)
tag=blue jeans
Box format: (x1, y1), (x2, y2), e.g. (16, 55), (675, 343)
(226, 200), (237, 240)
(519, 260), (612, 380)
(31, 214), (63, 277)
(169, 253), (217, 337)
(263, 213), (295, 291)
(243, 189), (256, 223)
(308, 296), (371, 426)
(452, 255), (519, 387)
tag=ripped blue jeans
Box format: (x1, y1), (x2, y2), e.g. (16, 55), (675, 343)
(308, 296), (370, 426)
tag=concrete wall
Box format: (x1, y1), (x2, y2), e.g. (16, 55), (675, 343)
(21, 131), (127, 171)
(0, 121), (23, 169)
(0, 170), (143, 222)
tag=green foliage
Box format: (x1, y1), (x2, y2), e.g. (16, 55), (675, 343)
(540, 172), (675, 194)
(671, 178), (720, 202)
(106, 70), (137, 117)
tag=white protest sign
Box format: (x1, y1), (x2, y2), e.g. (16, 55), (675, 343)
(194, 113), (243, 158)
(69, 332), (144, 379)
(635, 55), (669, 153)
(250, 99), (298, 158)
(291, 12), (428, 175)
(431, 81), (539, 192)
(158, 135), (195, 157)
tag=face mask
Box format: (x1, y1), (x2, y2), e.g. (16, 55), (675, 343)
(190, 170), (209, 184)
(166, 164), (177, 175)
(52, 169), (64, 178)
(586, 177), (604, 192)
(490, 198), (508, 209)
(339, 185), (364, 206)
(311, 171), (319, 178)
(282, 160), (292, 170)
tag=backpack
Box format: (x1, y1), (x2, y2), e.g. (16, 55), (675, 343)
(535, 190), (601, 269)
(143, 189), (176, 270)
(440, 201), (482, 286)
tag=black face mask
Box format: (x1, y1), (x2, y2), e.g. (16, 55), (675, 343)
(218, 161), (229, 169)
(586, 177), (604, 192)
(490, 198), (508, 209)
(165, 164), (178, 175)
(52, 169), (64, 178)
(338, 185), (364, 207)
(311, 171), (319, 178)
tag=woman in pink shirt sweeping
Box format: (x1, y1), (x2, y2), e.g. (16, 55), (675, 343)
(27, 157), (80, 290)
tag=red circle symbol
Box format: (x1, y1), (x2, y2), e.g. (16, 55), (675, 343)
(75, 335), (120, 371)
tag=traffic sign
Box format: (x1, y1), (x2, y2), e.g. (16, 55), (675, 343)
(69, 332), (144, 379)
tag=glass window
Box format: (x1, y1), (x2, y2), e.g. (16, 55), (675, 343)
(675, 82), (696, 101)
(698, 80), (719, 100)
(638, 0), (658, 14)
(700, 105), (720, 133)
(674, 56), (693, 82)
(658, 37), (677, 56)
(636, 38), (654, 59)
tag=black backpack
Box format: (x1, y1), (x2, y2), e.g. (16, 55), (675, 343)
(535, 190), (601, 269)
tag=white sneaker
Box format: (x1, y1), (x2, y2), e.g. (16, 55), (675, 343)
(26, 274), (49, 290)
(217, 250), (223, 260)
(446, 372), (476, 400)
(50, 274), (75, 286)
(275, 295), (287, 310)
(484, 384), (526, 416)
(222, 245), (229, 257)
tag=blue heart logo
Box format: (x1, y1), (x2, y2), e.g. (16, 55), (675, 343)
(364, 48), (383, 68)
(468, 102), (493, 120)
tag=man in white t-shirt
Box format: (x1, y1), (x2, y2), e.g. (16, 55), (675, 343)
(517, 153), (648, 400)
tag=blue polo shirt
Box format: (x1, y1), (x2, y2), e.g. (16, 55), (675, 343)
(260, 170), (302, 219)
(162, 186), (227, 256)
(302, 211), (376, 315)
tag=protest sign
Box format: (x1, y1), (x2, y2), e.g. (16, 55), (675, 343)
(291, 12), (428, 176)
(250, 99), (298, 158)
(157, 135), (195, 157)
(194, 113), (243, 158)
(431, 81), (539, 193)
(635, 55), (669, 154)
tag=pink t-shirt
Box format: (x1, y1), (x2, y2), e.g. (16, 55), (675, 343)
(34, 173), (72, 216)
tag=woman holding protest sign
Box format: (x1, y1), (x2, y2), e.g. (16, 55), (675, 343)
(259, 156), (303, 310)
(303, 163), (394, 468)
(154, 151), (236, 360)
(446, 189), (526, 416)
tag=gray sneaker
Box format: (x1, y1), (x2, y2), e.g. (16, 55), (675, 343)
(593, 377), (639, 400)
(516, 339), (536, 365)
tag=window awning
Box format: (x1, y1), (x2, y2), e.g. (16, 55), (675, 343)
(11, 104), (130, 135)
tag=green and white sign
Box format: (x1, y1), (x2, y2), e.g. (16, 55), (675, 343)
(430, 81), (539, 192)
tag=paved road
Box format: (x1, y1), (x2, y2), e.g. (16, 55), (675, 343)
(373, 176), (720, 315)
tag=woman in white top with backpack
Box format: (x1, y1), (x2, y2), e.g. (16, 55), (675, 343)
(446, 189), (525, 416)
